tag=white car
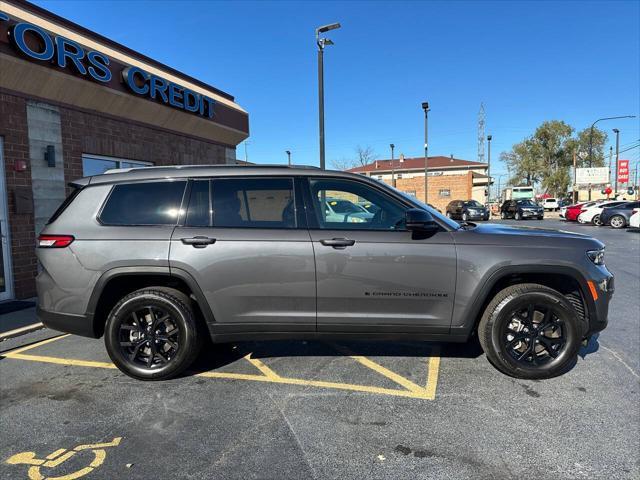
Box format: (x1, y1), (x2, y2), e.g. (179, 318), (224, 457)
(541, 198), (559, 211)
(578, 200), (628, 226)
(630, 208), (640, 229)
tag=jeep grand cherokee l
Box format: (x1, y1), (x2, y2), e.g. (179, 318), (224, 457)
(37, 165), (613, 381)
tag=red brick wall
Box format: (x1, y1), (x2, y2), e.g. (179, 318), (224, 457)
(1, 91), (233, 299)
(61, 107), (229, 193)
(0, 93), (37, 298)
(390, 172), (473, 212)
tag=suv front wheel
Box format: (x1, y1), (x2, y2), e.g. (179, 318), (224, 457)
(104, 287), (203, 380)
(478, 283), (582, 379)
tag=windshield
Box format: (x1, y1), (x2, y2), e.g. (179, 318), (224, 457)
(391, 187), (461, 229)
(464, 201), (483, 208)
(327, 200), (366, 214)
(517, 200), (537, 207)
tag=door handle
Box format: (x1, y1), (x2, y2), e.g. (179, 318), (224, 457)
(320, 238), (355, 249)
(181, 236), (216, 248)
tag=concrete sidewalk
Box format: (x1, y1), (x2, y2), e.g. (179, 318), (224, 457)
(0, 301), (41, 339)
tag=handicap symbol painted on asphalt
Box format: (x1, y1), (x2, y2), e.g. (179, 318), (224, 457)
(6, 437), (122, 480)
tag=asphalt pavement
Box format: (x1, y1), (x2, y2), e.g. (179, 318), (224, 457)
(1, 219), (638, 480)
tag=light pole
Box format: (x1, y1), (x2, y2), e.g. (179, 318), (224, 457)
(613, 128), (620, 197)
(422, 102), (430, 204)
(390, 144), (395, 187)
(244, 141), (250, 163)
(286, 150), (291, 166)
(487, 134), (492, 202)
(316, 22), (341, 170)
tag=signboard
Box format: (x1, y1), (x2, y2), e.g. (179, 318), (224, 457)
(0, 12), (216, 120)
(618, 160), (630, 183)
(576, 167), (609, 185)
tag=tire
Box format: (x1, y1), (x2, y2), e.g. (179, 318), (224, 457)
(501, 211), (507, 219)
(592, 214), (601, 226)
(478, 283), (583, 380)
(610, 215), (626, 229)
(537, 216), (543, 220)
(446, 212), (452, 218)
(104, 287), (203, 380)
(577, 215), (586, 224)
(515, 211), (522, 220)
(462, 212), (469, 222)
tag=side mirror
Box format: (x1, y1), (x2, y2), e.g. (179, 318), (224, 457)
(405, 208), (438, 232)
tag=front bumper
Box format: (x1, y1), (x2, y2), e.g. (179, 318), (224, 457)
(584, 272), (614, 337)
(38, 307), (98, 338)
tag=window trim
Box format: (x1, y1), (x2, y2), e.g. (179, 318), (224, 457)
(97, 179), (188, 227)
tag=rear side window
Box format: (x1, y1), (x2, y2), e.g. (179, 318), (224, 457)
(185, 180), (211, 227)
(100, 181), (187, 225)
(210, 178), (296, 228)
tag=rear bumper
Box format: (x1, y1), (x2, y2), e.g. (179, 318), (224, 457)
(37, 307), (98, 338)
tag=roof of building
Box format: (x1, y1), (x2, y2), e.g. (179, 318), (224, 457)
(347, 156), (487, 174)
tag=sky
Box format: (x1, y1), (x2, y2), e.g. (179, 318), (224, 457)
(36, 0), (640, 176)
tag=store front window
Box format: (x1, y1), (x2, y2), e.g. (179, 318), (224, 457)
(82, 154), (152, 176)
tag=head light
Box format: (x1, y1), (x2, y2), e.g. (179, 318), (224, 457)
(587, 249), (605, 265)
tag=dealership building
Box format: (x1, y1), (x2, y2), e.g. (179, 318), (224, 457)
(348, 156), (490, 212)
(0, 0), (249, 301)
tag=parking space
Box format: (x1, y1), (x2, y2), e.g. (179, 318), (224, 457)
(1, 219), (638, 480)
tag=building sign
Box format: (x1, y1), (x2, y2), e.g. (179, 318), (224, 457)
(575, 167), (609, 185)
(0, 12), (215, 119)
(618, 160), (629, 183)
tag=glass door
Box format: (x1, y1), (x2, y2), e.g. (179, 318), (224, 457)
(0, 137), (14, 301)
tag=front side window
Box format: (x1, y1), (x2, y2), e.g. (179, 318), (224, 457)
(309, 178), (405, 230)
(100, 181), (187, 225)
(211, 178), (296, 228)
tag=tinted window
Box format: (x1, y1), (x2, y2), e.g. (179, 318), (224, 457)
(211, 178), (295, 228)
(186, 180), (211, 227)
(100, 181), (186, 225)
(464, 200), (483, 207)
(309, 178), (405, 230)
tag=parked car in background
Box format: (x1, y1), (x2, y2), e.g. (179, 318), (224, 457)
(541, 197), (560, 211)
(324, 198), (374, 223)
(445, 200), (490, 221)
(578, 201), (627, 225)
(500, 199), (544, 220)
(600, 201), (640, 229)
(358, 201), (381, 215)
(629, 208), (640, 229)
(564, 201), (597, 222)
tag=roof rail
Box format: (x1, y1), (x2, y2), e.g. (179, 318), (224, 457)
(103, 164), (320, 174)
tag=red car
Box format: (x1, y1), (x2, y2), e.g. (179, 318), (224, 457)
(564, 201), (598, 221)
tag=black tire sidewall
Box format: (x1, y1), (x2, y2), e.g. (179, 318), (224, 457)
(484, 288), (582, 379)
(104, 290), (199, 380)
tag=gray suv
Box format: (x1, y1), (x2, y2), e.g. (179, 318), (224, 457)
(36, 166), (613, 381)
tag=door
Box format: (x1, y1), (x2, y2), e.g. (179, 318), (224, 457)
(170, 177), (316, 332)
(0, 138), (14, 301)
(304, 177), (457, 334)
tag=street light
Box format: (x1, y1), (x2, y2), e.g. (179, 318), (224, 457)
(588, 115), (636, 167)
(286, 150), (291, 166)
(316, 22), (341, 170)
(390, 143), (395, 187)
(613, 129), (620, 197)
(487, 135), (492, 202)
(422, 101), (430, 204)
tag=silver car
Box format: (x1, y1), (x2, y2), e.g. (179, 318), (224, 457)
(36, 165), (613, 380)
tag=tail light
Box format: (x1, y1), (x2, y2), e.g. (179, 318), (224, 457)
(38, 235), (75, 248)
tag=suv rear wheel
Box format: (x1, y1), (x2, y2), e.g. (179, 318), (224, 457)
(609, 215), (626, 229)
(478, 283), (582, 379)
(104, 287), (203, 380)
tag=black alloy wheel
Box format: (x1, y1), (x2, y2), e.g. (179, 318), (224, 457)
(478, 283), (582, 379)
(105, 287), (202, 380)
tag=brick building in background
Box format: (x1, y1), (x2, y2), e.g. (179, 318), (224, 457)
(0, 0), (249, 301)
(347, 156), (490, 212)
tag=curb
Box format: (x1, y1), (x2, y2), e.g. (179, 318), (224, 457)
(0, 322), (45, 342)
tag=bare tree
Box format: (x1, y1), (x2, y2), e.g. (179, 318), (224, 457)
(330, 145), (378, 171)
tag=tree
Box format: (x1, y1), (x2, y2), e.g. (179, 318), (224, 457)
(500, 121), (608, 196)
(330, 145), (378, 170)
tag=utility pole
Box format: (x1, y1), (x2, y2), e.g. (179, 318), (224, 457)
(487, 135), (492, 202)
(613, 128), (620, 198)
(573, 150), (578, 203)
(244, 141), (250, 163)
(390, 144), (395, 187)
(286, 150), (291, 166)
(477, 103), (485, 163)
(608, 146), (613, 190)
(422, 102), (430, 204)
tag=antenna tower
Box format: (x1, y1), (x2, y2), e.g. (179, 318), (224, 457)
(478, 103), (486, 163)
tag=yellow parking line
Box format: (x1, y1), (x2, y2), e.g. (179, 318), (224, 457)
(2, 335), (440, 400)
(244, 354), (282, 379)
